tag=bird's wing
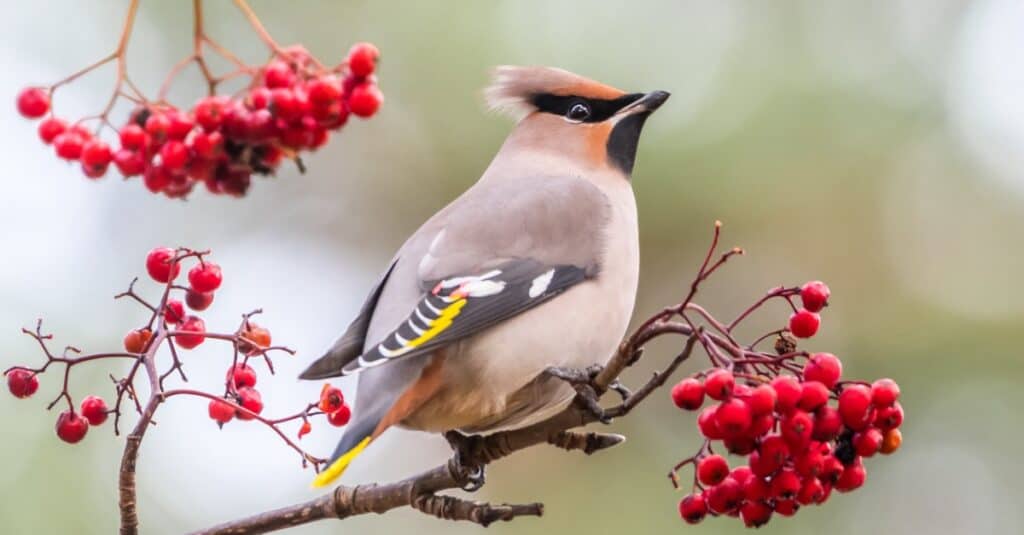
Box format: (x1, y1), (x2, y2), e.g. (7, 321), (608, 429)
(342, 259), (586, 374)
(298, 260), (398, 380)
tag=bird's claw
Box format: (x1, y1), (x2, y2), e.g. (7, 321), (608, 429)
(445, 431), (487, 492)
(573, 383), (611, 424)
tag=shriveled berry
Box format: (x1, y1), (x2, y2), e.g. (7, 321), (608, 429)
(175, 315), (206, 349)
(319, 384), (345, 413)
(347, 42), (379, 77)
(800, 280), (831, 312)
(838, 384), (873, 430)
(704, 369), (734, 400)
(804, 352), (842, 389)
(678, 493), (707, 524)
(697, 454), (730, 486)
(789, 309), (820, 338)
(226, 363), (257, 389)
(16, 87), (49, 118)
(740, 500), (773, 528)
(188, 262), (222, 293)
(38, 117), (67, 144)
(871, 378), (900, 408)
(798, 380), (830, 411)
(670, 378), (704, 410)
(771, 375), (801, 414)
(327, 405), (351, 426)
(239, 324), (272, 355)
(298, 420), (312, 439)
(208, 398), (235, 424)
(146, 247), (180, 283)
(80, 395), (108, 426)
(880, 428), (902, 454)
(55, 410), (89, 443)
(235, 387), (263, 420)
(123, 328), (152, 353)
(6, 368), (39, 398)
(715, 398), (753, 437)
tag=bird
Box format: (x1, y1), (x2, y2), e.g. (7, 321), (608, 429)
(299, 66), (669, 488)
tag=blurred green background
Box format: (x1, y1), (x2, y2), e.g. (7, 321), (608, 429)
(2, 1), (1022, 533)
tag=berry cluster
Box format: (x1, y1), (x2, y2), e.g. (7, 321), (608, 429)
(3, 247), (350, 464)
(17, 11), (382, 198)
(670, 282), (904, 528)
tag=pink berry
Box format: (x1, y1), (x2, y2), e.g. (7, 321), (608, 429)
(188, 262), (222, 293)
(16, 87), (50, 118)
(804, 352), (842, 389)
(800, 280), (831, 312)
(235, 387), (263, 420)
(838, 384), (873, 430)
(175, 315), (206, 350)
(80, 395), (109, 426)
(771, 375), (801, 414)
(347, 82), (383, 117)
(798, 380), (831, 411)
(347, 42), (380, 78)
(226, 363), (257, 389)
(871, 378), (900, 407)
(145, 247), (180, 283)
(38, 117), (67, 144)
(208, 398), (235, 424)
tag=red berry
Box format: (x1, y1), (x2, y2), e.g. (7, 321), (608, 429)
(308, 76), (342, 106)
(874, 402), (904, 430)
(704, 369), (734, 401)
(347, 82), (383, 117)
(143, 164), (172, 193)
(113, 149), (145, 177)
(705, 478), (743, 514)
(327, 405), (352, 427)
(123, 328), (152, 353)
(780, 410), (813, 452)
(788, 309), (820, 338)
(797, 477), (826, 505)
(270, 88), (301, 120)
(747, 384), (777, 416)
(771, 468), (801, 500)
(175, 315), (206, 349)
(740, 500), (773, 528)
(226, 363), (257, 389)
(159, 140), (189, 170)
(145, 247), (180, 283)
(771, 375), (801, 414)
(81, 160), (108, 179)
(715, 398), (753, 437)
(38, 117), (67, 144)
(263, 60), (295, 88)
(319, 384), (346, 413)
(812, 405), (843, 441)
(853, 428), (883, 457)
(819, 456), (844, 485)
(729, 465), (754, 485)
(759, 434), (789, 471)
(247, 87), (272, 110)
(80, 395), (108, 426)
(798, 380), (830, 411)
(163, 299), (185, 324)
(773, 499), (799, 516)
(185, 289), (214, 311)
(838, 384), (873, 430)
(724, 436), (756, 455)
(53, 132), (85, 160)
(235, 387), (263, 420)
(804, 352), (842, 389)
(55, 410), (89, 443)
(347, 42), (380, 77)
(697, 406), (723, 439)
(119, 123), (148, 150)
(190, 130), (223, 159)
(834, 459), (866, 492)
(794, 444), (826, 478)
(166, 111), (194, 140)
(5, 368), (39, 398)
(743, 474), (772, 501)
(800, 280), (831, 312)
(670, 378), (704, 410)
(208, 398), (235, 424)
(145, 112), (171, 141)
(81, 139), (112, 167)
(678, 493), (707, 524)
(748, 413), (775, 437)
(188, 262), (222, 293)
(16, 87), (49, 118)
(697, 454), (730, 486)
(871, 378), (900, 408)
(193, 96), (228, 131)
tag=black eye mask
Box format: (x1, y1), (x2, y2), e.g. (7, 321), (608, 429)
(530, 93), (644, 123)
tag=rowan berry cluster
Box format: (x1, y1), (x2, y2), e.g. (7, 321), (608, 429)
(670, 281), (904, 528)
(3, 247), (348, 466)
(15, 0), (382, 198)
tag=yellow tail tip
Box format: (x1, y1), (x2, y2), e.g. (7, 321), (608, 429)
(311, 437), (371, 489)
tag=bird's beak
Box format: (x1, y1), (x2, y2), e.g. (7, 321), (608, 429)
(618, 90), (671, 116)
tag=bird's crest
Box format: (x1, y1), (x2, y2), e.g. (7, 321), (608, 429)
(484, 66), (626, 120)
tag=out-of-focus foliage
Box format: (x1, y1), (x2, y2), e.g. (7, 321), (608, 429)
(1, 1), (1021, 533)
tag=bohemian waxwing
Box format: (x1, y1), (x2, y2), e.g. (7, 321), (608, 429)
(300, 66), (669, 487)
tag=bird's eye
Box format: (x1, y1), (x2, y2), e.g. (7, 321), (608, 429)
(566, 102), (591, 122)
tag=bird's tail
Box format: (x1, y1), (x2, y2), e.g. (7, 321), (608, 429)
(311, 416), (378, 488)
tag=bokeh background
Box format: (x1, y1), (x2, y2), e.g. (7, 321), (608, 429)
(1, 1), (1022, 533)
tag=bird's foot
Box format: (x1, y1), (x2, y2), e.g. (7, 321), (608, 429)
(546, 365), (612, 424)
(444, 431), (487, 492)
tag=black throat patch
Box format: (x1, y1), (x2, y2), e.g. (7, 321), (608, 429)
(606, 112), (650, 175)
